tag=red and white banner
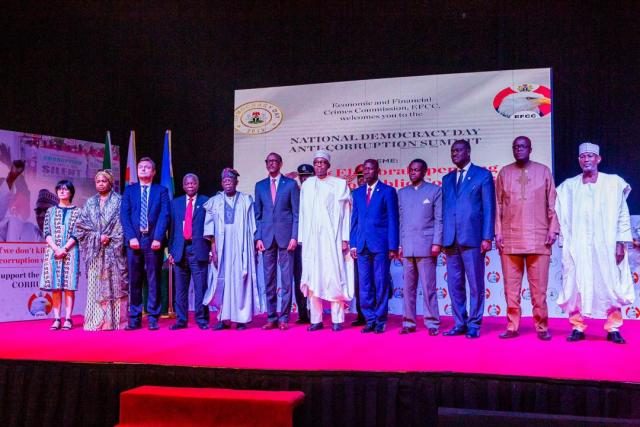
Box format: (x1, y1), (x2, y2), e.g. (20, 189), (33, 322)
(234, 69), (639, 319)
(0, 129), (120, 321)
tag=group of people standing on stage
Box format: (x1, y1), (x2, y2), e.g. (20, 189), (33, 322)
(37, 138), (636, 344)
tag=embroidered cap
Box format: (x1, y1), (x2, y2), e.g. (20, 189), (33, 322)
(578, 142), (600, 156)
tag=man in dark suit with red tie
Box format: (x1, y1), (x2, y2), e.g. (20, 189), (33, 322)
(350, 159), (399, 334)
(255, 152), (300, 330)
(168, 173), (210, 330)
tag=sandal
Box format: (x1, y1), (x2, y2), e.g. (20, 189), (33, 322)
(62, 318), (73, 330)
(50, 319), (61, 330)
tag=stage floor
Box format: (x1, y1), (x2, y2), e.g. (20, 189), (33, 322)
(1, 314), (637, 384)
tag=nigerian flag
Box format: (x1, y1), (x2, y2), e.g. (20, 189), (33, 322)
(102, 130), (112, 169)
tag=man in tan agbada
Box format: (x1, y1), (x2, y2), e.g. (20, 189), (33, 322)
(496, 136), (559, 340)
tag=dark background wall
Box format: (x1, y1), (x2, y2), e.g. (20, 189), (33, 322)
(1, 1), (638, 211)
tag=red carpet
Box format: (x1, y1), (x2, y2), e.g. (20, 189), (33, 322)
(1, 314), (637, 383)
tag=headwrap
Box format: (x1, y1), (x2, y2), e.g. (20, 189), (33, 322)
(95, 169), (115, 185)
(36, 189), (58, 207)
(314, 150), (331, 163)
(578, 142), (600, 156)
(221, 167), (240, 180)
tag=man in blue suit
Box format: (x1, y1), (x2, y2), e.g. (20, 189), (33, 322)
(442, 140), (496, 339)
(255, 152), (300, 330)
(350, 159), (399, 334)
(167, 173), (210, 330)
(120, 157), (170, 330)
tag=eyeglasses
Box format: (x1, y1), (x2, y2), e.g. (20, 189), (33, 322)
(265, 159), (280, 164)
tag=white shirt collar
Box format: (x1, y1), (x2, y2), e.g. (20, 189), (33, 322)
(186, 194), (197, 206)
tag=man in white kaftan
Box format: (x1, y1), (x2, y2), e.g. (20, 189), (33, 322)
(299, 150), (354, 331)
(556, 142), (634, 344)
(203, 168), (262, 330)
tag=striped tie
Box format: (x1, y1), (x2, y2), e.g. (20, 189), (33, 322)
(140, 185), (149, 231)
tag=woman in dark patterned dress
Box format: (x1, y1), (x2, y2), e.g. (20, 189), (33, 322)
(75, 170), (128, 331)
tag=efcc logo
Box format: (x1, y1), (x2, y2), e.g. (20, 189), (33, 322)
(437, 254), (447, 266)
(487, 304), (502, 316)
(625, 306), (640, 319)
(486, 271), (501, 283)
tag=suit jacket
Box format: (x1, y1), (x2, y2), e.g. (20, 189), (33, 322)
(120, 183), (171, 246)
(350, 180), (399, 253)
(254, 175), (300, 248)
(168, 194), (210, 263)
(442, 163), (496, 247)
(398, 181), (443, 257)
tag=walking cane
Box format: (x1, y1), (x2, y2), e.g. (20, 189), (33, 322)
(167, 262), (176, 318)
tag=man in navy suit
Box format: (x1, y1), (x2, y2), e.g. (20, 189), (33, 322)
(255, 152), (300, 330)
(350, 159), (399, 334)
(120, 157), (170, 330)
(442, 140), (496, 339)
(167, 173), (210, 330)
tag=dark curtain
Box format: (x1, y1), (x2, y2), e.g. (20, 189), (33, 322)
(0, 1), (638, 210)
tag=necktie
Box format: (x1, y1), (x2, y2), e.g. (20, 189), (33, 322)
(271, 178), (277, 204)
(456, 169), (464, 193)
(366, 186), (372, 206)
(140, 185), (149, 231)
(184, 197), (193, 240)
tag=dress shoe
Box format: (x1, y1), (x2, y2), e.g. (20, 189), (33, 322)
(566, 329), (585, 342)
(198, 323), (210, 330)
(361, 324), (376, 333)
(212, 322), (230, 331)
(124, 323), (141, 331)
(307, 322), (324, 332)
(262, 321), (278, 330)
(607, 331), (626, 344)
(537, 331), (552, 341)
(148, 321), (159, 331)
(351, 319), (366, 327)
(236, 323), (247, 330)
(399, 326), (416, 334)
(443, 326), (467, 336)
(169, 323), (187, 330)
(279, 321), (289, 331)
(374, 324), (386, 334)
(498, 330), (519, 339)
(428, 328), (439, 336)
(332, 323), (343, 332)
(295, 318), (311, 325)
(465, 329), (480, 339)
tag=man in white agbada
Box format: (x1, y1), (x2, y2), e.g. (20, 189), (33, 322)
(299, 150), (354, 331)
(203, 168), (262, 330)
(556, 142), (634, 344)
